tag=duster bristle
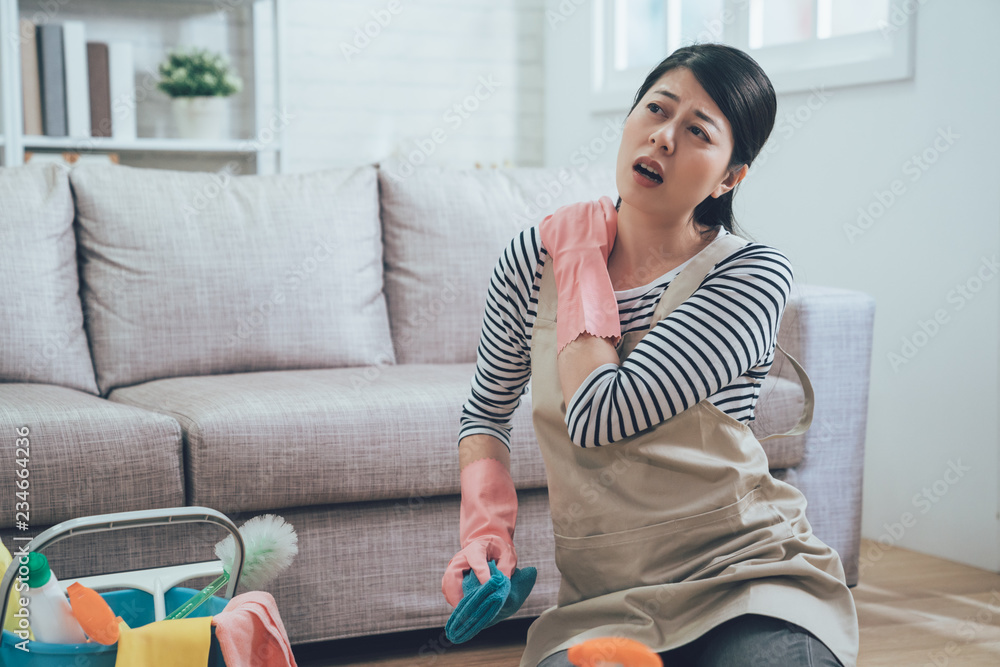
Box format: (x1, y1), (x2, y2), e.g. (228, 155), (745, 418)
(215, 514), (299, 590)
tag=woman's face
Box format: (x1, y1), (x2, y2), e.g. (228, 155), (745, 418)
(616, 67), (737, 220)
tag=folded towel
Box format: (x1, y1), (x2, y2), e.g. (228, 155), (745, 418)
(445, 560), (536, 644)
(114, 616), (211, 667)
(211, 591), (297, 667)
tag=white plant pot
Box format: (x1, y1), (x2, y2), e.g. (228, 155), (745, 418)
(172, 96), (228, 140)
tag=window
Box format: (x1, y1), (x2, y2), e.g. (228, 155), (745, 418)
(592, 0), (727, 110)
(591, 0), (915, 112)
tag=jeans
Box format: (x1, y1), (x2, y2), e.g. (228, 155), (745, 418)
(535, 613), (844, 666)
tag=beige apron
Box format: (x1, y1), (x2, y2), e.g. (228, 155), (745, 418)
(521, 232), (859, 667)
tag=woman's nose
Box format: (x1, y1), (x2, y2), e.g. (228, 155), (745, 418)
(649, 122), (675, 153)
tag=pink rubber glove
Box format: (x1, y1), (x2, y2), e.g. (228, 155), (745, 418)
(539, 196), (621, 356)
(442, 457), (519, 608)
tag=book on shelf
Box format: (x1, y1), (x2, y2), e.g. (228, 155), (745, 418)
(63, 20), (92, 139)
(20, 19), (137, 142)
(20, 18), (42, 136)
(107, 41), (137, 141)
(35, 22), (66, 137)
(87, 43), (111, 138)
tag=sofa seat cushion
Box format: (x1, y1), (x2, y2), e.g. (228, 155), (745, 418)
(0, 383), (184, 528)
(105, 361), (806, 515)
(0, 163), (98, 394)
(69, 164), (393, 397)
(107, 364), (549, 514)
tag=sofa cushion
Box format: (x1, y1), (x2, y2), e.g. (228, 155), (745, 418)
(0, 163), (99, 394)
(107, 364), (550, 514)
(106, 361), (807, 514)
(0, 383), (184, 528)
(377, 163), (617, 365)
(69, 164), (393, 396)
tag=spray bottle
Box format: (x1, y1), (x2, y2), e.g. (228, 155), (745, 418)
(24, 552), (87, 644)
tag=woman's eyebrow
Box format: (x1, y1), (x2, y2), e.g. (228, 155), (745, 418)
(652, 89), (720, 131)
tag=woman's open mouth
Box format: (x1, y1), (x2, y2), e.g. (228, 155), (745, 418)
(632, 163), (663, 187)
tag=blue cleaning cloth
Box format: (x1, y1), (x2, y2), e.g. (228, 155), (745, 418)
(445, 560), (509, 644)
(445, 560), (537, 644)
(488, 564), (536, 627)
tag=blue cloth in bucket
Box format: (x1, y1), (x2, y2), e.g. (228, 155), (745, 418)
(0, 587), (230, 667)
(445, 560), (537, 644)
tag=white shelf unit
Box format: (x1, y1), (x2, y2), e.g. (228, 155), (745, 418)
(0, 0), (287, 174)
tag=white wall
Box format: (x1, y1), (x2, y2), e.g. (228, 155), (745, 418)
(282, 0), (546, 173)
(543, 0), (1000, 572)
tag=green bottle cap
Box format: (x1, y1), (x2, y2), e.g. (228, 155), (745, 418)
(26, 552), (52, 588)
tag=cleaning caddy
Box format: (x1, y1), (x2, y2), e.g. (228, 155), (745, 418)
(0, 506), (298, 667)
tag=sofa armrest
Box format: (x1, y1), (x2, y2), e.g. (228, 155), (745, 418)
(772, 283), (876, 587)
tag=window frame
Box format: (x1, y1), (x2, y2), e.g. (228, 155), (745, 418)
(590, 0), (916, 114)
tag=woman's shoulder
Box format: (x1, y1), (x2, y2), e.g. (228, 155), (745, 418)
(488, 226), (547, 312)
(713, 234), (794, 276)
(504, 224), (547, 271)
(704, 235), (796, 302)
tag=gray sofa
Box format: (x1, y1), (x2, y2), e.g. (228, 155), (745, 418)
(0, 160), (875, 648)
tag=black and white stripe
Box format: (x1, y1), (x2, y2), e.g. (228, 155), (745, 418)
(459, 224), (793, 450)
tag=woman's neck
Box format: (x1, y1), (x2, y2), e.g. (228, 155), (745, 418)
(607, 205), (719, 292)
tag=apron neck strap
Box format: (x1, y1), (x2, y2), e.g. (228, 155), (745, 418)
(762, 341), (815, 441)
(648, 232), (814, 441)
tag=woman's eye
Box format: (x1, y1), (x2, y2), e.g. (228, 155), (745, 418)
(646, 103), (709, 141)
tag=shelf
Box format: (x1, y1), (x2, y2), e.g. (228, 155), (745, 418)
(0, 0), (286, 172)
(22, 136), (277, 153)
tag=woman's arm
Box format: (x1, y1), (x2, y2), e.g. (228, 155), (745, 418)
(458, 229), (538, 453)
(561, 244), (794, 447)
(459, 433), (511, 472)
(556, 332), (620, 408)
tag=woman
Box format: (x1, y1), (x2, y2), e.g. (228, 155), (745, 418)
(445, 44), (859, 667)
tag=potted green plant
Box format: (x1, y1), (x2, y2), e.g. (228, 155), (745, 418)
(157, 47), (243, 140)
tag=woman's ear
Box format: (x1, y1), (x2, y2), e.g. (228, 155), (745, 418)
(713, 164), (748, 198)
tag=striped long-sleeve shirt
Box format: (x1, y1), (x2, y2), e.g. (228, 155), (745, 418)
(458, 223), (794, 450)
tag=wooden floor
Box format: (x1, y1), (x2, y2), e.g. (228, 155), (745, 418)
(293, 538), (1000, 666)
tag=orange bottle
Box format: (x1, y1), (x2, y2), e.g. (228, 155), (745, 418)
(567, 636), (663, 667)
(66, 582), (126, 645)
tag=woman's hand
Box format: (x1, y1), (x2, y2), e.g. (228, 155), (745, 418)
(539, 196), (618, 266)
